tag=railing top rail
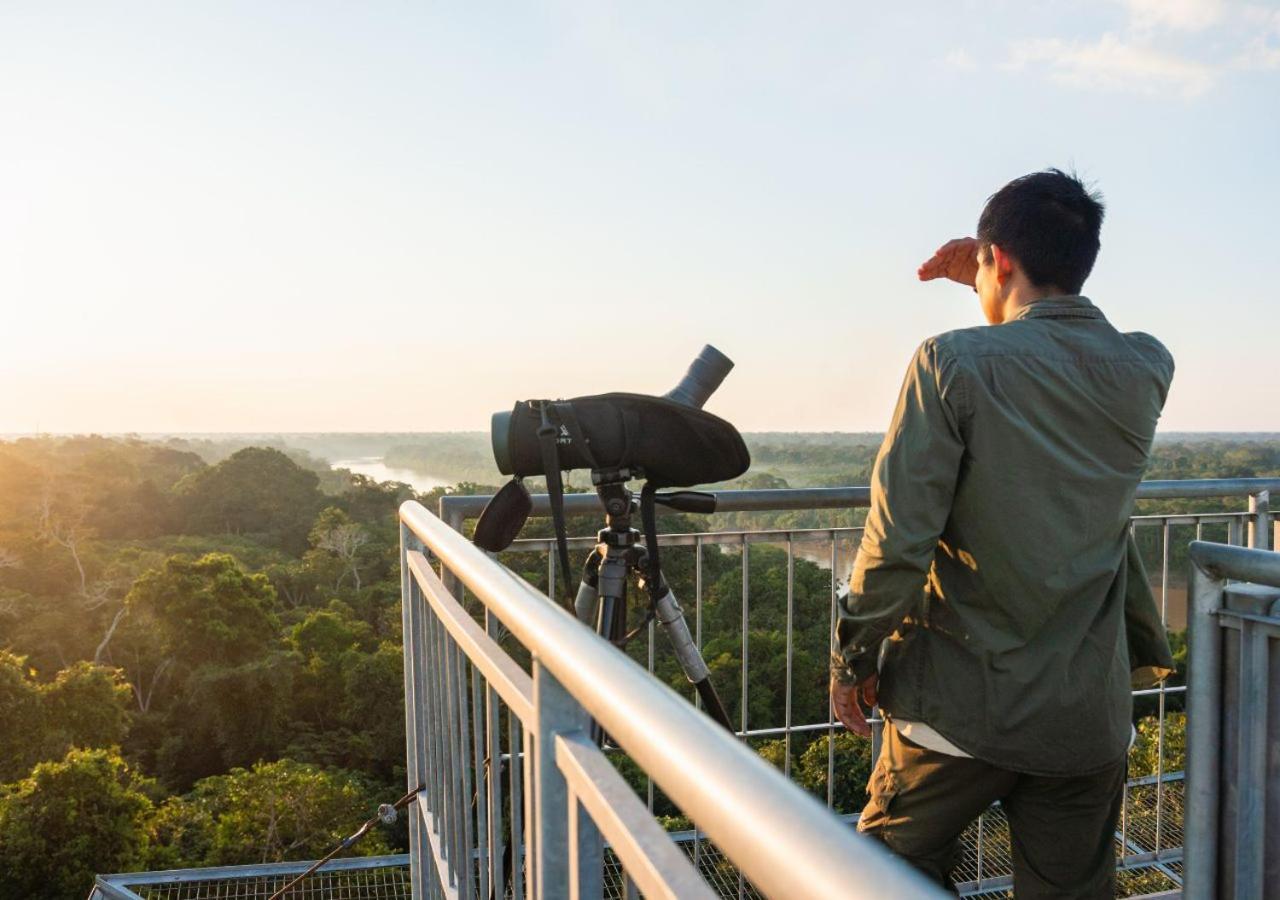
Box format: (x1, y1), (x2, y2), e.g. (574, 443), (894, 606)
(398, 500), (942, 899)
(437, 477), (1280, 522)
(1190, 540), (1280, 587)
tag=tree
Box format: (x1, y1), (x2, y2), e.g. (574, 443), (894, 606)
(124, 553), (279, 670)
(119, 553), (293, 786)
(0, 654), (134, 783)
(0, 651), (43, 783)
(39, 661), (132, 760)
(176, 448), (324, 553)
(308, 507), (370, 591)
(795, 731), (874, 815)
(147, 759), (392, 868)
(0, 748), (153, 900)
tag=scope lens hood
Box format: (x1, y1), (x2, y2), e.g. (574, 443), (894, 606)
(491, 410), (514, 475)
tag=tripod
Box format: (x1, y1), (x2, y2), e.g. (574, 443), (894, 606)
(569, 468), (733, 732)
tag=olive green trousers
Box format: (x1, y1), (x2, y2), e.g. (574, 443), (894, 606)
(856, 724), (1126, 899)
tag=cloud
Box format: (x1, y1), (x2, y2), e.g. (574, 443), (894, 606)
(942, 48), (977, 70)
(1234, 6), (1280, 69)
(1009, 33), (1217, 98)
(1122, 0), (1225, 31)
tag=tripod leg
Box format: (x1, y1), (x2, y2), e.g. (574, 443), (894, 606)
(590, 552), (630, 747)
(594, 552), (629, 643)
(573, 550), (602, 626)
(651, 586), (734, 732)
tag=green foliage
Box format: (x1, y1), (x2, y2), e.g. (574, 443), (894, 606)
(147, 759), (391, 868)
(176, 447), (324, 553)
(1128, 711), (1186, 777)
(40, 661), (133, 758)
(0, 651), (43, 783)
(795, 731), (874, 814)
(125, 553), (279, 667)
(0, 432), (1269, 888)
(0, 748), (154, 900)
(0, 653), (132, 782)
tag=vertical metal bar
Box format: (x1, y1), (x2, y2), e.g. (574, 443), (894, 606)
(1249, 490), (1272, 551)
(422, 578), (442, 900)
(1120, 773), (1129, 865)
(1184, 550), (1224, 898)
(568, 789), (582, 900)
(1154, 520), (1169, 852)
(741, 541), (750, 735)
(828, 535), (838, 810)
(784, 535), (794, 778)
(694, 535), (704, 873)
(399, 521), (428, 898)
(647, 612), (655, 814)
(567, 788), (603, 900)
(486, 611), (506, 900)
(548, 548), (556, 602)
(739, 541), (749, 900)
(1234, 619), (1269, 898)
(510, 711), (526, 900)
(421, 596), (441, 866)
(532, 660), (594, 900)
(975, 812), (985, 885)
(473, 657), (489, 900)
(1229, 515), (1244, 547)
(443, 628), (465, 886)
(424, 586), (445, 894)
(623, 873), (640, 900)
(441, 503), (466, 600)
(456, 652), (476, 899)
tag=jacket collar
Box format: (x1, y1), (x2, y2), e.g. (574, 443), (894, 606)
(1010, 295), (1106, 322)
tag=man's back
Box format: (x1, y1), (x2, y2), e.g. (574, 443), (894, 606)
(875, 294), (1174, 775)
(836, 169), (1173, 894)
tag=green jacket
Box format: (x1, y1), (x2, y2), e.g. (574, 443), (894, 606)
(836, 296), (1175, 776)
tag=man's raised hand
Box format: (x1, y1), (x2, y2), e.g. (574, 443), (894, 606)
(918, 236), (980, 287)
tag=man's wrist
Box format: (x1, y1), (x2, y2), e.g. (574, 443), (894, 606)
(830, 650), (875, 686)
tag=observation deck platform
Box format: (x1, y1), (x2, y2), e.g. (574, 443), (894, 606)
(94, 478), (1280, 899)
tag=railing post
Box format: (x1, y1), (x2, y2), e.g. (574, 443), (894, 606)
(1248, 490), (1271, 550)
(399, 520), (434, 900)
(532, 659), (600, 900)
(1184, 544), (1225, 899)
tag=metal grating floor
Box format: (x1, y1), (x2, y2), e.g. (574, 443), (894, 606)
(96, 860), (411, 900)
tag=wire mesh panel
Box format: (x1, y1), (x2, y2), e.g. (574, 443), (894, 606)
(477, 506), (1261, 896)
(95, 857), (411, 900)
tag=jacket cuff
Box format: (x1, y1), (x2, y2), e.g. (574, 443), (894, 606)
(830, 649), (878, 685)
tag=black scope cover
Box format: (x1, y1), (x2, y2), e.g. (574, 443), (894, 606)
(499, 393), (750, 488)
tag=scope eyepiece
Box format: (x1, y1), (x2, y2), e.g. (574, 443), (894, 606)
(491, 410), (514, 475)
(663, 344), (734, 409)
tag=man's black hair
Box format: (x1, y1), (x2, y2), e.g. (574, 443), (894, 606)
(976, 168), (1105, 295)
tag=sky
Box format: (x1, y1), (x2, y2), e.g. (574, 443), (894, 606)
(1, 0), (1278, 434)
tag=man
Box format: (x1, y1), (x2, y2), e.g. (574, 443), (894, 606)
(830, 169), (1175, 897)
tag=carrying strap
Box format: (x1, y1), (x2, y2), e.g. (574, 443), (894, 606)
(554, 401), (600, 469)
(640, 481), (663, 593)
(536, 402), (575, 610)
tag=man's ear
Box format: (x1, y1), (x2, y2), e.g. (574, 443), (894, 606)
(991, 244), (1016, 285)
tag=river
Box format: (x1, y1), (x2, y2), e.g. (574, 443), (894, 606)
(330, 457), (453, 493)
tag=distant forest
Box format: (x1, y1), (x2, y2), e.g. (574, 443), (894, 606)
(0, 433), (1274, 897)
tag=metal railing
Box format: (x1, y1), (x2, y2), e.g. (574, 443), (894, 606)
(1184, 540), (1280, 899)
(399, 500), (944, 899)
(91, 855), (411, 900)
(431, 477), (1279, 897)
